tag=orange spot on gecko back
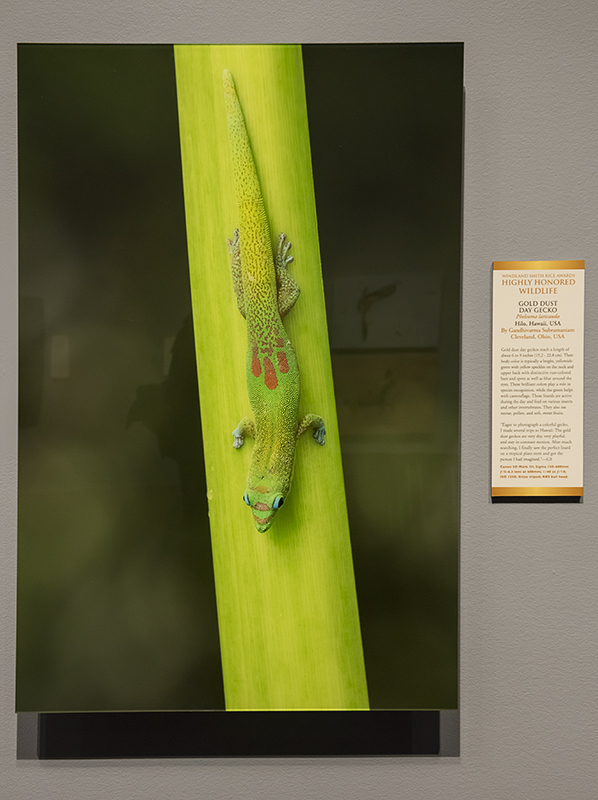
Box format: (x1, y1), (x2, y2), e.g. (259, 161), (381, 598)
(252, 347), (261, 377)
(277, 351), (289, 373)
(275, 337), (284, 347)
(264, 357), (278, 390)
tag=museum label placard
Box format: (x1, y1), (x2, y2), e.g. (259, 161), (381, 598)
(492, 260), (584, 497)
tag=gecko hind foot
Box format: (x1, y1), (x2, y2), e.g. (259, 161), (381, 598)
(228, 229), (245, 318)
(276, 232), (294, 270)
(227, 228), (240, 253)
(275, 233), (300, 318)
(232, 428), (245, 449)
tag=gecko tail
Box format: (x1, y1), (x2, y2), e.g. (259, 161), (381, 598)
(222, 68), (234, 95)
(223, 68), (263, 209)
(222, 69), (240, 117)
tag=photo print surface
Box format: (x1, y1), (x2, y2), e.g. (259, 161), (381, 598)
(17, 43), (462, 715)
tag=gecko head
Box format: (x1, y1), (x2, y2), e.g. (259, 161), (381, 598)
(243, 485), (287, 533)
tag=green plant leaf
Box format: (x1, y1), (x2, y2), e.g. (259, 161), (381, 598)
(174, 44), (369, 710)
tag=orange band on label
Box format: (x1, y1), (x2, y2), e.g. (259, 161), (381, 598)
(492, 487), (583, 497)
(493, 260), (584, 270)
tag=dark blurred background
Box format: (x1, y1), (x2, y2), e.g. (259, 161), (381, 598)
(17, 44), (223, 711)
(17, 43), (461, 712)
(304, 44), (462, 710)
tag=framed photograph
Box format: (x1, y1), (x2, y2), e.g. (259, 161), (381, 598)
(17, 42), (462, 757)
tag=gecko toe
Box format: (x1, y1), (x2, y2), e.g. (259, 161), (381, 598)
(314, 426), (326, 445)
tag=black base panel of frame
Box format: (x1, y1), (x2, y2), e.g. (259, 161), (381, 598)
(492, 496), (581, 504)
(38, 710), (439, 758)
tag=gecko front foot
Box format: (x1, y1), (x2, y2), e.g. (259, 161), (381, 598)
(232, 417), (255, 449)
(297, 414), (326, 445)
(313, 423), (326, 445)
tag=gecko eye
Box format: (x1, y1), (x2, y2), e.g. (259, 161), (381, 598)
(272, 496), (284, 510)
(243, 492), (251, 506)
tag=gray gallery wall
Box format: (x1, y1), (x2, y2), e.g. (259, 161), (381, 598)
(2, 0), (597, 797)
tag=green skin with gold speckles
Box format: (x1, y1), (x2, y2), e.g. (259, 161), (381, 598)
(223, 69), (325, 533)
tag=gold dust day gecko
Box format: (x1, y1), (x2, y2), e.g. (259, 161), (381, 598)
(222, 69), (326, 533)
